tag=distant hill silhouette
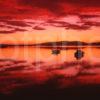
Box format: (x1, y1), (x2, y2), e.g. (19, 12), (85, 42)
(33, 41), (100, 46)
(90, 42), (100, 46)
(0, 44), (34, 48)
(0, 41), (100, 48)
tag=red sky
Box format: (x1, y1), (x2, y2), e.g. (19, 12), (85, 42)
(0, 0), (100, 44)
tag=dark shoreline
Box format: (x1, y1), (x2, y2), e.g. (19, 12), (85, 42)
(0, 45), (100, 49)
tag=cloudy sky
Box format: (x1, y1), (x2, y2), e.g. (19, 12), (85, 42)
(0, 0), (100, 44)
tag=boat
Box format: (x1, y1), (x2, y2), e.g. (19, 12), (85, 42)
(74, 49), (84, 60)
(52, 49), (60, 55)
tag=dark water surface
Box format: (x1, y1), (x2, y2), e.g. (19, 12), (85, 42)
(0, 47), (100, 99)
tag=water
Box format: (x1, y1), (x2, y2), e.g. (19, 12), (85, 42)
(0, 46), (100, 62)
(0, 46), (100, 94)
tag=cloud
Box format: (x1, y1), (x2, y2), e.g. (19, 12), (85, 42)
(0, 19), (29, 33)
(0, 28), (27, 34)
(18, 0), (100, 9)
(0, 0), (100, 19)
(18, 0), (63, 15)
(5, 20), (31, 27)
(47, 20), (69, 27)
(0, 14), (100, 33)
(65, 24), (91, 30)
(17, 0), (100, 17)
(14, 28), (27, 32)
(84, 22), (100, 27)
(66, 0), (100, 7)
(0, 25), (5, 27)
(79, 14), (100, 19)
(0, 0), (100, 33)
(46, 15), (100, 30)
(33, 26), (45, 30)
(0, 30), (15, 34)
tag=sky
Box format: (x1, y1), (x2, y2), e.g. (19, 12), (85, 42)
(0, 0), (100, 44)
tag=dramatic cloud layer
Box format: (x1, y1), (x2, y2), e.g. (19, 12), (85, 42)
(0, 0), (100, 33)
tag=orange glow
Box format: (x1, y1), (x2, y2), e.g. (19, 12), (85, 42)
(0, 27), (100, 44)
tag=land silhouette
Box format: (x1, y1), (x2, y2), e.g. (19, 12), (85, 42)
(0, 41), (100, 48)
(34, 41), (100, 46)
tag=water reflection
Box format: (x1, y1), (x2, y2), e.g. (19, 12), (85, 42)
(0, 47), (100, 94)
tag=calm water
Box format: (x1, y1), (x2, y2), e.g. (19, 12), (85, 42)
(0, 46), (100, 94)
(0, 46), (100, 63)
